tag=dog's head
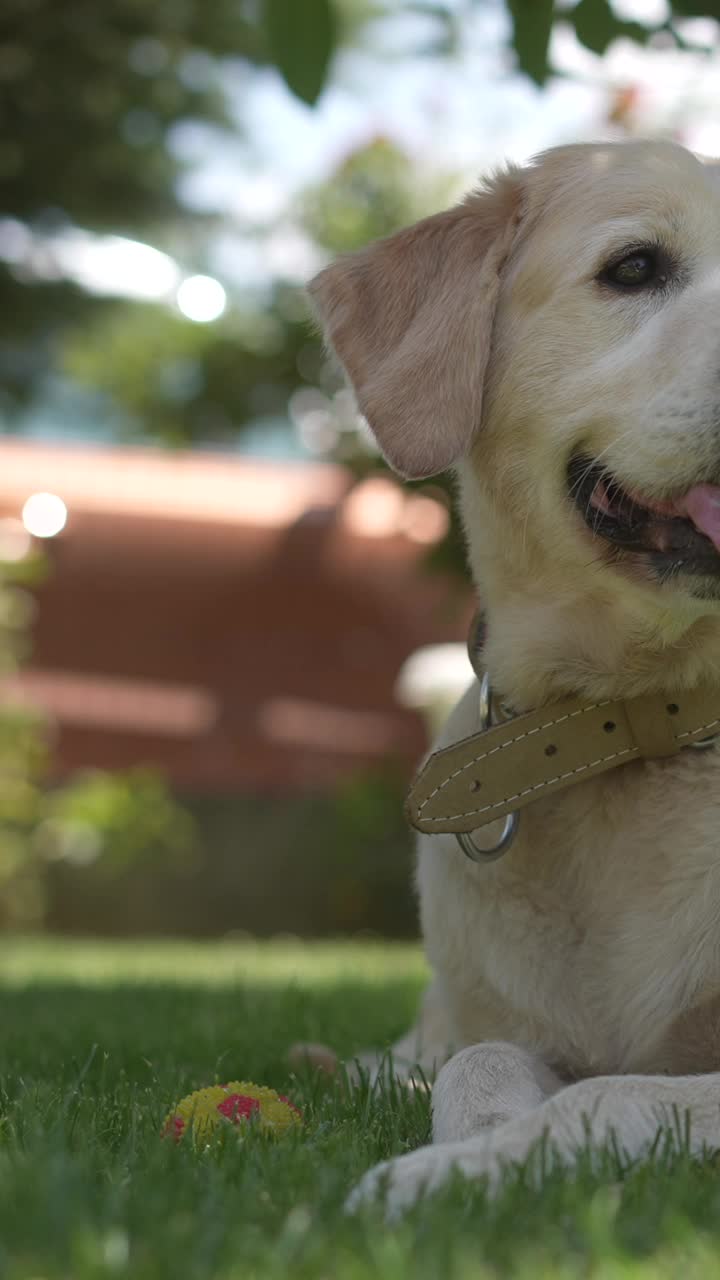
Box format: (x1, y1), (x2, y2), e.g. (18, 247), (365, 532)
(310, 141), (720, 693)
(311, 144), (717, 588)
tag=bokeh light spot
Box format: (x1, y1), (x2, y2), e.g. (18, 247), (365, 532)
(22, 492), (68, 538)
(176, 275), (226, 322)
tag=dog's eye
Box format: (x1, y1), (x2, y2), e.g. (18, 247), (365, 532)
(600, 249), (667, 291)
(608, 252), (655, 287)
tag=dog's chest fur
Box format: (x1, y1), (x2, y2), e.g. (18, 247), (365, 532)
(417, 682), (720, 1079)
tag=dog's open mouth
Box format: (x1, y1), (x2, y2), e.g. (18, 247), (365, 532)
(568, 455), (720, 581)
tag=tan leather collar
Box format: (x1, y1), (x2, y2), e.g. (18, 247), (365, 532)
(406, 680), (720, 836)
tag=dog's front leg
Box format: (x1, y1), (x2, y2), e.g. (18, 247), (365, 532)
(431, 1042), (564, 1142)
(348, 1067), (720, 1218)
(347, 1039), (562, 1215)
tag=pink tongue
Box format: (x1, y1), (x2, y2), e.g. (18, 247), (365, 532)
(676, 485), (720, 551)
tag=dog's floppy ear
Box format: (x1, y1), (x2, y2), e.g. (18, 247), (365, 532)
(308, 171), (523, 479)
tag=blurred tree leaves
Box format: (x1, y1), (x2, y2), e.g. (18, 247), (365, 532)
(1, 0), (235, 229)
(61, 292), (311, 447)
(37, 768), (194, 875)
(571, 0), (648, 59)
(506, 0), (554, 86)
(506, 0), (715, 84)
(671, 0), (720, 13)
(263, 0), (337, 105)
(0, 543), (193, 926)
(261, 0), (718, 93)
(1, 0), (717, 430)
(1, 0), (716, 228)
(255, 0), (719, 95)
(0, 0), (361, 415)
(256, 0), (720, 95)
(0, 0), (370, 230)
(59, 138), (447, 448)
(301, 136), (453, 253)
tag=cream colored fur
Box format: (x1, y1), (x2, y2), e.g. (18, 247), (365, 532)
(308, 140), (720, 1215)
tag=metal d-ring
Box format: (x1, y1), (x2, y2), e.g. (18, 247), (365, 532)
(454, 669), (520, 863)
(456, 813), (519, 863)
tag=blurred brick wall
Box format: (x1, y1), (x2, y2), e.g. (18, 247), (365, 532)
(0, 440), (472, 794)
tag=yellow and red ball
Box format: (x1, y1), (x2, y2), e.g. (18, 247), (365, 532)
(163, 1081), (302, 1143)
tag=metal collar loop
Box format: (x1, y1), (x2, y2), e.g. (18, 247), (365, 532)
(455, 670), (520, 864)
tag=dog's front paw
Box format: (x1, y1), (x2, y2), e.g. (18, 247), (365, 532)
(346, 1144), (465, 1219)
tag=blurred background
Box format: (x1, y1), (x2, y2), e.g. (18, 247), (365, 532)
(0, 0), (718, 938)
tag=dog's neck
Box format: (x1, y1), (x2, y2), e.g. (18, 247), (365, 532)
(457, 466), (720, 711)
(479, 594), (720, 712)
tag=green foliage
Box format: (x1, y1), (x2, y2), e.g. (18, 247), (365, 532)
(254, 0), (720, 97)
(61, 293), (311, 447)
(0, 545), (48, 923)
(502, 0), (717, 83)
(0, 0), (236, 230)
(0, 0), (365, 417)
(3, 1), (717, 431)
(0, 549), (192, 925)
(38, 769), (194, 875)
(671, 0), (720, 15)
(571, 0), (649, 58)
(59, 138), (454, 453)
(506, 0), (554, 86)
(263, 0), (338, 105)
(0, 708), (47, 924)
(302, 137), (453, 253)
(259, 1), (720, 95)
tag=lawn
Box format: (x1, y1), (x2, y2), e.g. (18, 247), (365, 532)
(1, 937), (720, 1279)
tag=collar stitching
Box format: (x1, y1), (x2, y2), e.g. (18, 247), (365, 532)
(417, 695), (615, 812)
(417, 745), (637, 823)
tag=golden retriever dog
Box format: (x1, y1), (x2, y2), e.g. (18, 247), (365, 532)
(307, 140), (720, 1215)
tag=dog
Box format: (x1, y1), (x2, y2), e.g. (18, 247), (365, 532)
(305, 139), (720, 1215)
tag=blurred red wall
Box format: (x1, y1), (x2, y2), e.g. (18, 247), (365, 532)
(0, 439), (471, 793)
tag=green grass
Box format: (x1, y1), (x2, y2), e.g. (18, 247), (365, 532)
(2, 937), (720, 1279)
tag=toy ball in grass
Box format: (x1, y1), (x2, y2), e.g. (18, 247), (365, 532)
(163, 1081), (302, 1144)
